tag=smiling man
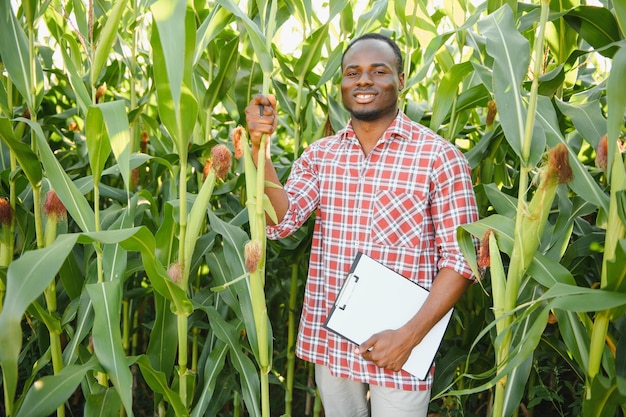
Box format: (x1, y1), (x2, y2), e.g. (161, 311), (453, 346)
(245, 33), (479, 417)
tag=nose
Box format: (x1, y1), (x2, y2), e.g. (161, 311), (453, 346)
(356, 72), (373, 86)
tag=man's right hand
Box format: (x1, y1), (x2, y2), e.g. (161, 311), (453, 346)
(243, 93), (288, 225)
(245, 94), (278, 148)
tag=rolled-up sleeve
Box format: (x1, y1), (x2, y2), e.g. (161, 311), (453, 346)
(431, 144), (479, 279)
(266, 146), (321, 240)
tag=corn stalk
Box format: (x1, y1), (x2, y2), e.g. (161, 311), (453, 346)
(585, 42), (626, 406)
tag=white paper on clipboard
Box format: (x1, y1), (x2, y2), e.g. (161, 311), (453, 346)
(323, 252), (453, 380)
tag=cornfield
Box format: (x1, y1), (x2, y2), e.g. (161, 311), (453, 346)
(0, 0), (625, 416)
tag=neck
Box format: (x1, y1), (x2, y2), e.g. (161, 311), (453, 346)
(352, 110), (397, 156)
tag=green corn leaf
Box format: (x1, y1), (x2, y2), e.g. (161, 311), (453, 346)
(14, 356), (99, 417)
(179, 84), (199, 153)
(23, 117), (96, 232)
(91, 0), (128, 86)
(454, 83), (491, 114)
(316, 43), (344, 88)
(284, 0), (311, 27)
(104, 102), (132, 194)
(503, 354), (533, 417)
(483, 183), (518, 218)
(489, 231), (507, 334)
(146, 294), (178, 378)
(555, 309), (591, 372)
(207, 211), (260, 358)
(478, 5), (530, 163)
(70, 0), (89, 42)
(604, 240), (626, 319)
(194, 6), (234, 66)
(540, 283), (626, 312)
(564, 6), (621, 58)
(0, 117), (42, 186)
(62, 289), (94, 366)
(355, 0), (387, 36)
(0, 76), (8, 116)
(555, 99), (606, 148)
(84, 388), (122, 417)
(102, 203), (133, 282)
(616, 1), (626, 38)
(448, 304), (550, 398)
(203, 37), (239, 113)
(606, 45), (626, 180)
(583, 374), (626, 417)
(263, 194), (278, 224)
(339, 1), (354, 34)
(59, 34), (91, 116)
(206, 250), (244, 318)
(86, 105), (113, 186)
(87, 280), (134, 417)
(330, 0), (349, 22)
(0, 1), (44, 110)
(618, 191), (626, 234)
(80, 228), (192, 316)
(295, 24), (329, 81)
(150, 0), (195, 146)
(155, 202), (177, 265)
(136, 355), (189, 417)
(28, 300), (62, 334)
(87, 101), (132, 192)
(461, 215), (577, 287)
(488, 0), (517, 14)
(0, 233), (79, 404)
(215, 0), (273, 74)
(456, 226), (481, 280)
(465, 129), (498, 169)
(0, 226), (193, 407)
(58, 252), (83, 298)
(206, 307), (261, 417)
(190, 340), (228, 417)
(151, 23), (178, 144)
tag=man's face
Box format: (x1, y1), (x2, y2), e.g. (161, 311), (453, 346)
(341, 39), (404, 122)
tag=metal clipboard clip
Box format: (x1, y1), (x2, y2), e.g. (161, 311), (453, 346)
(336, 273), (359, 311)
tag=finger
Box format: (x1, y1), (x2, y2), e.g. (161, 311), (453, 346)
(250, 94), (273, 107)
(356, 339), (375, 356)
(246, 121), (275, 136)
(267, 93), (277, 109)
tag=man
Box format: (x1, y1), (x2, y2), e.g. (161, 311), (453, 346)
(245, 33), (479, 417)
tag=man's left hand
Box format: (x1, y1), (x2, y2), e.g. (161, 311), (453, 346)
(355, 329), (414, 373)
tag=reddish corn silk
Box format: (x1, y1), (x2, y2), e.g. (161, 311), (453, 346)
(0, 198), (14, 226)
(244, 239), (262, 273)
(44, 190), (67, 221)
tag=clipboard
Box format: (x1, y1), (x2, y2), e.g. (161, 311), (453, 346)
(323, 252), (453, 380)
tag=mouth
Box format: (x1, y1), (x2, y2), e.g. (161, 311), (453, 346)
(354, 92), (377, 104)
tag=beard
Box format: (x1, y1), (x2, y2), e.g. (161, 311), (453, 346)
(349, 108), (384, 121)
(347, 102), (398, 122)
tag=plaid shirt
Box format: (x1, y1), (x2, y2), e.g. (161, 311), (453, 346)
(267, 111), (478, 391)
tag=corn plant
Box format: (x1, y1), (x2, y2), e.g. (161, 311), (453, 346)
(454, 1), (626, 416)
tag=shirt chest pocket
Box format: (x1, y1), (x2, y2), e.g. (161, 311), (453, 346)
(370, 189), (428, 248)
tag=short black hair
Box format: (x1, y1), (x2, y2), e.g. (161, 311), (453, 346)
(341, 33), (404, 75)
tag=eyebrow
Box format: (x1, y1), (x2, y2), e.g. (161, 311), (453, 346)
(344, 62), (392, 70)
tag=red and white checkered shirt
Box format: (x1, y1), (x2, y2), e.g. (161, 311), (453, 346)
(267, 111), (478, 391)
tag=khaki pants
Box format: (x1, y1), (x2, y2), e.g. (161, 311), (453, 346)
(315, 364), (430, 417)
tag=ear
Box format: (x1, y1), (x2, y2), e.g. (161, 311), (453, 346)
(398, 72), (405, 91)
